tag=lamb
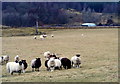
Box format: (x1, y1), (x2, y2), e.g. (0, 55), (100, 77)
(0, 56), (4, 65)
(6, 61), (25, 75)
(14, 55), (20, 63)
(71, 54), (81, 68)
(3, 55), (9, 64)
(31, 58), (41, 71)
(60, 57), (71, 69)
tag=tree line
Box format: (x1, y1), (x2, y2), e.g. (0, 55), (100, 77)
(2, 2), (119, 27)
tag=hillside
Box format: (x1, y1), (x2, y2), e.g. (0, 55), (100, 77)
(2, 2), (119, 27)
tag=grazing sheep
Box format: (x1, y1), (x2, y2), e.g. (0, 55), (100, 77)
(40, 35), (44, 40)
(0, 56), (4, 65)
(6, 61), (25, 75)
(60, 57), (71, 69)
(47, 57), (55, 72)
(51, 34), (54, 37)
(33, 36), (37, 39)
(3, 55), (9, 64)
(21, 60), (28, 73)
(43, 34), (47, 38)
(71, 54), (81, 68)
(31, 58), (41, 71)
(47, 57), (62, 71)
(44, 51), (51, 58)
(14, 55), (20, 63)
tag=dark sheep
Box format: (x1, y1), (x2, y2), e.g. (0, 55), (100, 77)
(61, 58), (71, 69)
(31, 58), (41, 71)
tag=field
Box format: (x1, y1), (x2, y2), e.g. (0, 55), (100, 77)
(1, 28), (118, 82)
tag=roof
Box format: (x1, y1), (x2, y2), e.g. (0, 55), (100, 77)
(81, 23), (96, 27)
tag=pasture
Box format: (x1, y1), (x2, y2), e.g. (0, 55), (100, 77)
(1, 28), (118, 82)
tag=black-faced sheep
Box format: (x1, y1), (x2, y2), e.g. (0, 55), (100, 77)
(51, 34), (54, 37)
(71, 54), (81, 68)
(40, 35), (44, 40)
(31, 58), (41, 71)
(6, 61), (25, 75)
(21, 60), (28, 72)
(33, 36), (37, 39)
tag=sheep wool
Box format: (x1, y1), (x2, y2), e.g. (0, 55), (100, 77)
(6, 61), (25, 75)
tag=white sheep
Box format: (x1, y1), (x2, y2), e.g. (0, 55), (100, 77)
(51, 34), (54, 37)
(47, 57), (55, 72)
(3, 55), (9, 64)
(14, 55), (20, 63)
(40, 35), (44, 40)
(47, 57), (62, 72)
(43, 34), (47, 38)
(33, 36), (37, 39)
(54, 59), (62, 69)
(44, 51), (51, 58)
(71, 54), (81, 68)
(6, 61), (25, 75)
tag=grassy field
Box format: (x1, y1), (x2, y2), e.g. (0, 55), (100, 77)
(1, 28), (118, 82)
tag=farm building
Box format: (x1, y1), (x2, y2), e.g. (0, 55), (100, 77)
(81, 23), (96, 27)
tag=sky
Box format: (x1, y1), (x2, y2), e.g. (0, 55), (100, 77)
(1, 0), (120, 2)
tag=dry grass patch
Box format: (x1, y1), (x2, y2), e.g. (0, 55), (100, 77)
(1, 28), (118, 82)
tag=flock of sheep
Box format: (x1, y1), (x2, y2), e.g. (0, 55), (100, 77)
(0, 51), (81, 75)
(34, 34), (54, 40)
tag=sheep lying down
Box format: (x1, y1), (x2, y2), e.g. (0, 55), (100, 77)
(6, 61), (25, 75)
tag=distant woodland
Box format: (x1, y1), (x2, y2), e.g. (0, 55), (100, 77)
(2, 2), (120, 27)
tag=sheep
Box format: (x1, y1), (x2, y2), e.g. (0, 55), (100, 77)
(6, 61), (25, 75)
(3, 55), (9, 64)
(40, 35), (44, 40)
(31, 58), (41, 71)
(0, 56), (4, 65)
(33, 36), (37, 39)
(60, 57), (71, 69)
(71, 54), (81, 68)
(14, 55), (20, 63)
(44, 51), (51, 58)
(47, 57), (55, 72)
(43, 34), (47, 38)
(47, 57), (62, 71)
(21, 60), (28, 73)
(54, 59), (62, 70)
(51, 34), (54, 37)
